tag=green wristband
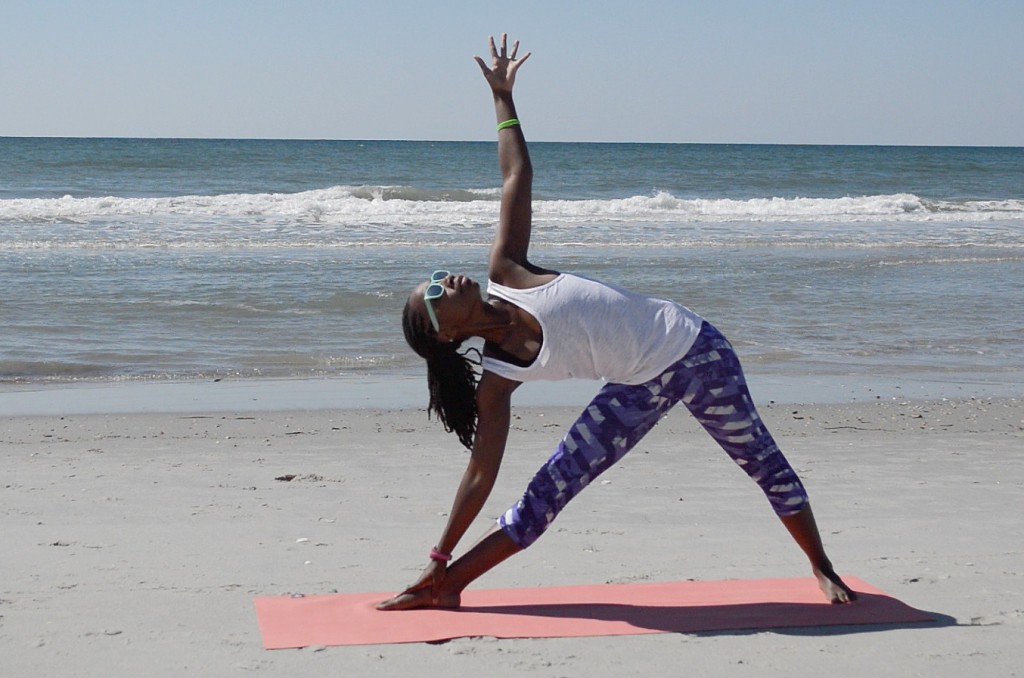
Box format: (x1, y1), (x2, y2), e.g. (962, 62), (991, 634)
(497, 118), (520, 131)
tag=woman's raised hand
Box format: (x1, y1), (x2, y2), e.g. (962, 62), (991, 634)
(474, 33), (531, 94)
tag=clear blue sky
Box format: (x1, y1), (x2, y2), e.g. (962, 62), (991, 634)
(3, 0), (1022, 145)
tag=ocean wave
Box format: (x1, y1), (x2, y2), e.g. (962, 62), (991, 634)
(0, 185), (498, 224)
(3, 186), (1023, 225)
(2, 187), (1022, 252)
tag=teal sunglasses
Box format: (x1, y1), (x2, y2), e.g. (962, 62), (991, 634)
(423, 270), (450, 332)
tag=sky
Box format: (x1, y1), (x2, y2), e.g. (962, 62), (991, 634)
(2, 0), (1022, 145)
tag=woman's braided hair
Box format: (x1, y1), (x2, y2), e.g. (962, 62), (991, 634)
(402, 297), (480, 450)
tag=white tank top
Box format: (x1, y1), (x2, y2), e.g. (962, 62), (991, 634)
(482, 273), (703, 385)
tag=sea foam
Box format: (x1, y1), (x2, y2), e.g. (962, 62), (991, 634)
(3, 186), (1023, 224)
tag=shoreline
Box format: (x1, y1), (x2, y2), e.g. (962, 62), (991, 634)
(2, 369), (1022, 417)
(3, 394), (1020, 437)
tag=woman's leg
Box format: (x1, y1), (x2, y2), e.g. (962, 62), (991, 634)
(661, 322), (855, 602)
(663, 322), (809, 515)
(499, 378), (677, 548)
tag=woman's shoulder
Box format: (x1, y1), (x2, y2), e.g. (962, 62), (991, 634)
(488, 259), (560, 290)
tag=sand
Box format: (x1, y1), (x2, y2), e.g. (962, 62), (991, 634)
(2, 392), (1022, 677)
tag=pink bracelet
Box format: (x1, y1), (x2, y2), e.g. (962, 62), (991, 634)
(429, 547), (452, 562)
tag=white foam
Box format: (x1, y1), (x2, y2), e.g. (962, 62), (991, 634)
(4, 186), (1024, 223)
(2, 187), (1022, 251)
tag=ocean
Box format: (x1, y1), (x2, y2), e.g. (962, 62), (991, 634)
(1, 137), (1022, 407)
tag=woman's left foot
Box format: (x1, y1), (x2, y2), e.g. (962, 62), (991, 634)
(815, 567), (858, 604)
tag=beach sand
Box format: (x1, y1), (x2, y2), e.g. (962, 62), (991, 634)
(3, 394), (1022, 676)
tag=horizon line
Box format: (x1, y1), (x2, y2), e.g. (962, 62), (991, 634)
(2, 135), (1022, 149)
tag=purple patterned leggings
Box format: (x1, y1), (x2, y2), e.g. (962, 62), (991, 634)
(499, 322), (809, 548)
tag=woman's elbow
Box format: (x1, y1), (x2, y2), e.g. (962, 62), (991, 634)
(504, 164), (533, 187)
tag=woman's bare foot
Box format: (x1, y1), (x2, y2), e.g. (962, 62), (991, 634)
(376, 584), (462, 611)
(815, 567), (858, 604)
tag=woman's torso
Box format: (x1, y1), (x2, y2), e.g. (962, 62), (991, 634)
(482, 273), (704, 385)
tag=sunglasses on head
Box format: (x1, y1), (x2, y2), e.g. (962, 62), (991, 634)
(423, 270), (450, 332)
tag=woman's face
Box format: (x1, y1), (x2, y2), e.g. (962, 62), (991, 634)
(412, 272), (483, 337)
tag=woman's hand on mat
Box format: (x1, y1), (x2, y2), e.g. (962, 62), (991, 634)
(376, 561), (461, 611)
(422, 558), (447, 599)
(376, 584), (461, 611)
(474, 33), (530, 95)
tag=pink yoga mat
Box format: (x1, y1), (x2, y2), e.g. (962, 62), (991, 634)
(254, 576), (932, 649)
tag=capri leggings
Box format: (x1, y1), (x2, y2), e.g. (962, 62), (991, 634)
(499, 321), (809, 549)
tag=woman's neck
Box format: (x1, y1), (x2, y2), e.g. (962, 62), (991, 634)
(482, 299), (542, 363)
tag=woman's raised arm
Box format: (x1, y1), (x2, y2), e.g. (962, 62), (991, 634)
(474, 34), (535, 284)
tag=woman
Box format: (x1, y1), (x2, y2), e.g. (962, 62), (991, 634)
(379, 35), (856, 610)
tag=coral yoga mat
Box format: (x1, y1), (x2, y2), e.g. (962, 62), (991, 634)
(254, 576), (933, 649)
